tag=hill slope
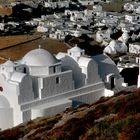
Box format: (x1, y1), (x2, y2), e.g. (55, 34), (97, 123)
(0, 89), (140, 140)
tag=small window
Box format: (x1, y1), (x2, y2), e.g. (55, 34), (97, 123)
(56, 77), (60, 84)
(53, 67), (56, 73)
(0, 86), (3, 92)
(111, 77), (115, 89)
(23, 67), (26, 73)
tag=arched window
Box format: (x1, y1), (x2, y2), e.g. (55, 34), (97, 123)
(23, 67), (26, 73)
(53, 67), (56, 73)
(111, 77), (115, 89)
(56, 77), (60, 84)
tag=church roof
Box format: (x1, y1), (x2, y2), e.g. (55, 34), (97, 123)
(10, 72), (26, 83)
(92, 54), (121, 81)
(22, 48), (59, 67)
(3, 60), (15, 67)
(78, 57), (92, 67)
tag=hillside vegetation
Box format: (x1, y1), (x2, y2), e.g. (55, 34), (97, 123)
(0, 89), (140, 140)
(0, 6), (12, 16)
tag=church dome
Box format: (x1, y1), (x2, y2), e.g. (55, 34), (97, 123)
(69, 45), (84, 53)
(22, 48), (59, 67)
(69, 44), (85, 53)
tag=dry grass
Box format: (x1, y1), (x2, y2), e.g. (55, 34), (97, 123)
(0, 35), (39, 49)
(0, 6), (12, 16)
(0, 35), (69, 63)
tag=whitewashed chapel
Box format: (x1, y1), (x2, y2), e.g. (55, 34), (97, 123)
(0, 46), (125, 130)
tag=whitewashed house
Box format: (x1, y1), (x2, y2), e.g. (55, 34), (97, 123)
(96, 30), (103, 43)
(118, 30), (129, 44)
(124, 2), (140, 13)
(135, 5), (140, 14)
(0, 46), (125, 130)
(93, 4), (102, 12)
(78, 0), (95, 6)
(23, 1), (38, 8)
(0, 23), (5, 31)
(44, 1), (69, 9)
(84, 9), (94, 16)
(102, 17), (118, 27)
(70, 29), (82, 37)
(125, 14), (140, 23)
(49, 29), (67, 40)
(65, 10), (84, 22)
(95, 28), (112, 43)
(131, 33), (138, 41)
(124, 3), (135, 12)
(49, 32), (58, 39)
(129, 43), (140, 54)
(37, 25), (49, 33)
(95, 11), (106, 18)
(104, 40), (128, 55)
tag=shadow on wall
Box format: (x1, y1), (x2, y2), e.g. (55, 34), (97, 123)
(120, 67), (139, 86)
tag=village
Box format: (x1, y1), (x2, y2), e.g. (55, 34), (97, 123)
(0, 0), (140, 130)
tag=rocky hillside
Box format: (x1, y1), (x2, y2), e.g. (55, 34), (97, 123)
(0, 89), (140, 140)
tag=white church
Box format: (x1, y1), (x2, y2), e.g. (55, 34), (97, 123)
(0, 45), (125, 130)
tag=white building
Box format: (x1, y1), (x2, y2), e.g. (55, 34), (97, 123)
(124, 2), (140, 13)
(37, 25), (49, 33)
(95, 28), (112, 43)
(125, 14), (140, 24)
(78, 0), (95, 6)
(96, 30), (103, 43)
(124, 3), (135, 12)
(104, 40), (128, 55)
(0, 23), (5, 31)
(134, 5), (140, 14)
(0, 46), (125, 130)
(102, 17), (118, 27)
(44, 1), (69, 9)
(118, 30), (129, 43)
(93, 4), (102, 12)
(129, 43), (140, 54)
(49, 29), (66, 40)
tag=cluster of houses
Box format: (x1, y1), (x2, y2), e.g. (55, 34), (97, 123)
(1, 0), (140, 56)
(28, 1), (140, 56)
(124, 2), (140, 14)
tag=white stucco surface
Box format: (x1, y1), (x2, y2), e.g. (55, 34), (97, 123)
(0, 47), (124, 130)
(22, 48), (59, 66)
